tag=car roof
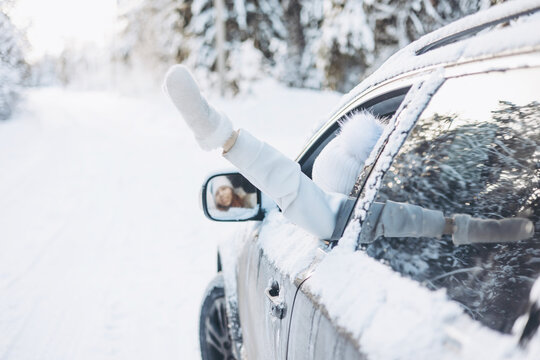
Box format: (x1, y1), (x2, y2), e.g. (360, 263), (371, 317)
(310, 0), (540, 138)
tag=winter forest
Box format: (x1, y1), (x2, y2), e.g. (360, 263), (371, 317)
(2, 0), (502, 118)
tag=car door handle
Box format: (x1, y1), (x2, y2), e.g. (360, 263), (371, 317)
(265, 281), (286, 319)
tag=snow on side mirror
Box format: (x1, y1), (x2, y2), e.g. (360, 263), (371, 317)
(201, 172), (264, 222)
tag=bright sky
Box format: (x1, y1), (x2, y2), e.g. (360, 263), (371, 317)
(10, 0), (117, 60)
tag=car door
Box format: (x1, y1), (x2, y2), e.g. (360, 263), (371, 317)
(288, 63), (540, 359)
(236, 224), (297, 359)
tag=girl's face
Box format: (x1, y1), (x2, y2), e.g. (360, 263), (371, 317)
(215, 186), (233, 208)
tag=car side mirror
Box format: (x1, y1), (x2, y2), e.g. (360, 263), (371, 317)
(201, 172), (264, 222)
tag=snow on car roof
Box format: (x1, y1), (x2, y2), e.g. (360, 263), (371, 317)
(312, 0), (540, 137)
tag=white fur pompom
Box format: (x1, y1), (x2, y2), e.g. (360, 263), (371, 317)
(338, 110), (385, 160)
(312, 110), (384, 195)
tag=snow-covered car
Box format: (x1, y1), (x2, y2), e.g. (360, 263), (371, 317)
(198, 2), (540, 359)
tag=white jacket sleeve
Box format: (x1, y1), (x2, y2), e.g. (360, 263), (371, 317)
(223, 129), (348, 239)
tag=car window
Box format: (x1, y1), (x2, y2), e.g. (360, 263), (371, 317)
(359, 67), (540, 334)
(299, 88), (409, 178)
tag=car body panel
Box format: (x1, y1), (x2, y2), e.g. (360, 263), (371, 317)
(287, 286), (365, 360)
(236, 231), (289, 359)
(236, 222), (316, 359)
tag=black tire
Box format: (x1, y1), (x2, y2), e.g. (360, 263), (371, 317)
(199, 273), (236, 360)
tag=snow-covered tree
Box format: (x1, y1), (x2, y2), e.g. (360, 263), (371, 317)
(114, 0), (502, 93)
(115, 0), (191, 81)
(0, 0), (27, 120)
(186, 0), (286, 91)
(115, 0), (286, 92)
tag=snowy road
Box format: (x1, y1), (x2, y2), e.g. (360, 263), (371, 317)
(0, 83), (339, 359)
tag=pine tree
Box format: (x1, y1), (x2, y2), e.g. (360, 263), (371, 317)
(114, 0), (501, 93)
(186, 0), (286, 92)
(115, 0), (191, 72)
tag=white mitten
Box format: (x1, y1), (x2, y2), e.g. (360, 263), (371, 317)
(452, 214), (534, 245)
(164, 65), (234, 151)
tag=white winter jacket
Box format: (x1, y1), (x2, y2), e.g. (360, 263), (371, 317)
(224, 129), (348, 239)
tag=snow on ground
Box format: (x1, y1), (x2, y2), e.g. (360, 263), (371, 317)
(0, 80), (340, 360)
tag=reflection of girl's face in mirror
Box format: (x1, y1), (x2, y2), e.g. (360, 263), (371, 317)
(215, 185), (233, 208)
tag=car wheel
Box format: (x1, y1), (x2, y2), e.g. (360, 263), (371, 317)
(199, 273), (235, 360)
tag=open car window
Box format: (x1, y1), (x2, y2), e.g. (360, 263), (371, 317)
(298, 88), (409, 178)
(359, 67), (540, 333)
